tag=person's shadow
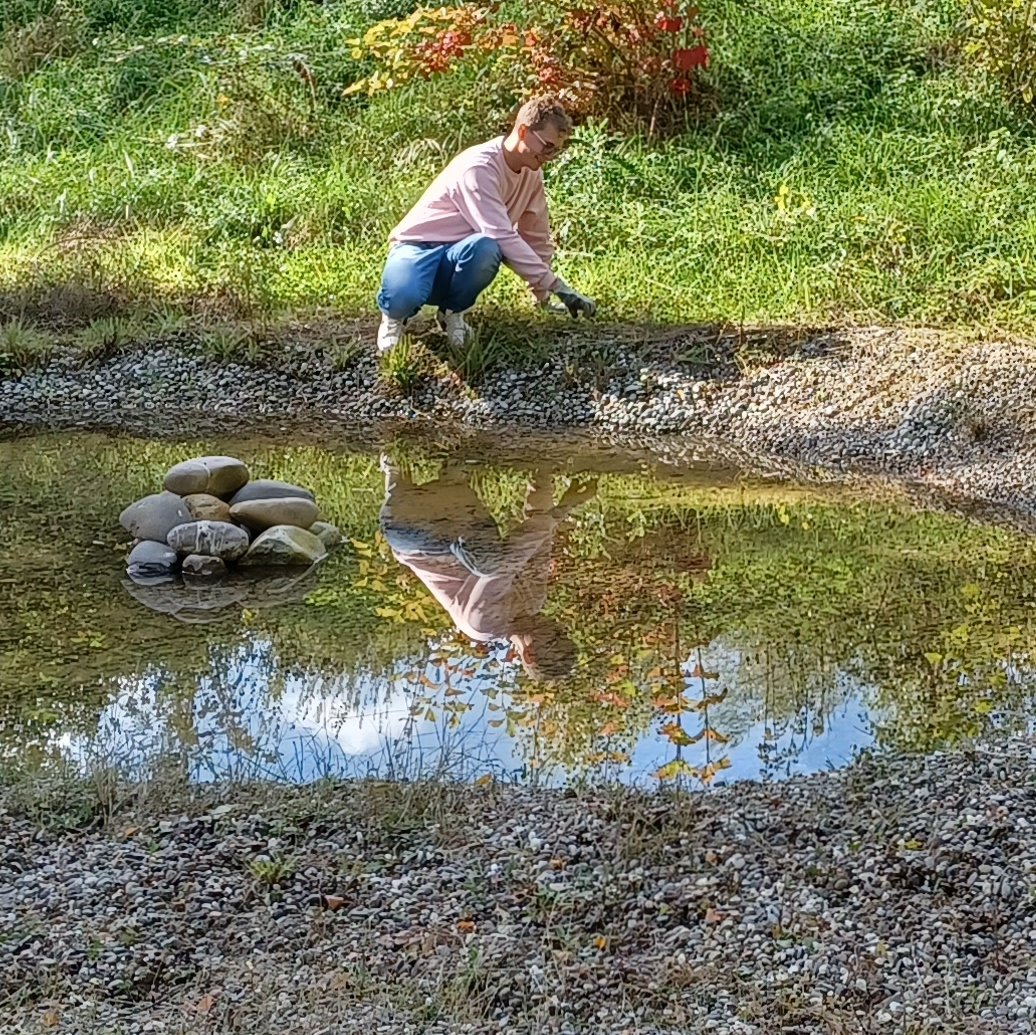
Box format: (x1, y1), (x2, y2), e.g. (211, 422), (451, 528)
(378, 456), (597, 681)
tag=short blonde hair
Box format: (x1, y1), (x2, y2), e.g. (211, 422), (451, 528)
(515, 95), (573, 135)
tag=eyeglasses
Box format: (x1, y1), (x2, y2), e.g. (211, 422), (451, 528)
(526, 126), (568, 157)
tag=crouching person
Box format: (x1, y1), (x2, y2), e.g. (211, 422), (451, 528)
(376, 94), (596, 353)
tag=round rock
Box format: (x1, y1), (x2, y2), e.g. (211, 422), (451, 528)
(167, 520), (249, 562)
(119, 491), (191, 542)
(182, 553), (228, 578)
(310, 521), (343, 549)
(230, 497), (319, 533)
(163, 456), (250, 498)
(126, 540), (179, 579)
(183, 493), (233, 523)
(240, 525), (328, 567)
(229, 479), (315, 505)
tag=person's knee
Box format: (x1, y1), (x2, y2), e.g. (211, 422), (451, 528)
(469, 236), (502, 272)
(378, 286), (425, 320)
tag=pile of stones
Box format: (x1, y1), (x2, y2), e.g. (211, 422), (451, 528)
(120, 454), (342, 583)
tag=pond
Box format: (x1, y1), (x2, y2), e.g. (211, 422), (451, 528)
(2, 426), (1035, 789)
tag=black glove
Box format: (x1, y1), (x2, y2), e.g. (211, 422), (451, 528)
(552, 278), (596, 319)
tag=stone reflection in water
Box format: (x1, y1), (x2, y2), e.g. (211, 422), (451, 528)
(123, 564), (323, 624)
(378, 455), (597, 682)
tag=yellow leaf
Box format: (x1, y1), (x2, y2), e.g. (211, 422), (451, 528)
(475, 773), (493, 787)
(923, 651), (943, 666)
(594, 935), (608, 950)
(974, 699), (993, 715)
(660, 722), (696, 746)
(654, 759), (697, 781)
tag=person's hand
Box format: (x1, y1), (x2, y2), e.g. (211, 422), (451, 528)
(551, 278), (596, 319)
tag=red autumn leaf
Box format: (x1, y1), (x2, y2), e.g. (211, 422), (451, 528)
(674, 45), (709, 70)
(656, 13), (683, 32)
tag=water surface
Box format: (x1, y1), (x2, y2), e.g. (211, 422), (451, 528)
(2, 428), (1034, 788)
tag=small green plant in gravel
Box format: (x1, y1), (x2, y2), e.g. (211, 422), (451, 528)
(75, 315), (141, 359)
(378, 335), (424, 395)
(199, 325), (253, 362)
(247, 853), (296, 886)
(0, 317), (54, 371)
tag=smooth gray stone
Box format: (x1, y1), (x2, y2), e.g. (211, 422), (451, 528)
(230, 497), (319, 532)
(240, 525), (327, 567)
(163, 456), (250, 498)
(183, 492), (233, 523)
(310, 521), (343, 548)
(119, 491), (191, 542)
(167, 520), (249, 562)
(126, 540), (179, 578)
(229, 479), (315, 505)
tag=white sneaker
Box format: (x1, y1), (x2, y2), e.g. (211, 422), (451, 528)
(377, 314), (406, 353)
(437, 309), (471, 348)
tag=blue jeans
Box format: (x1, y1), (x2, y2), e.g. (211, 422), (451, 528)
(377, 233), (502, 320)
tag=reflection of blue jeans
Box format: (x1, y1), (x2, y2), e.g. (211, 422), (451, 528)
(377, 233), (502, 319)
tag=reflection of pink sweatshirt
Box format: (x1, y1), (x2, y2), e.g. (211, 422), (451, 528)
(391, 551), (546, 643)
(389, 136), (559, 301)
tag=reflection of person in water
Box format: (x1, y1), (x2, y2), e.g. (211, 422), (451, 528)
(379, 457), (596, 680)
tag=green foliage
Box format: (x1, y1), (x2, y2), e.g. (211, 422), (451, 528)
(347, 1), (709, 133)
(0, 0), (1033, 334)
(964, 0), (1036, 109)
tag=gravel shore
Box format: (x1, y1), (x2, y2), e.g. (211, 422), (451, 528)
(3, 322), (1036, 522)
(4, 743), (1036, 1034)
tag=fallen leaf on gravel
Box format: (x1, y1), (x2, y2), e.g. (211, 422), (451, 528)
(320, 894), (347, 910)
(704, 908), (725, 924)
(457, 919), (475, 934)
(42, 1010), (60, 1028)
(192, 993), (216, 1015)
(594, 935), (609, 950)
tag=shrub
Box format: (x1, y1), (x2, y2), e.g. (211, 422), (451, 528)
(345, 1), (709, 135)
(964, 0), (1036, 109)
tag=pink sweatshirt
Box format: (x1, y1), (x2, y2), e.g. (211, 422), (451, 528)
(388, 136), (559, 301)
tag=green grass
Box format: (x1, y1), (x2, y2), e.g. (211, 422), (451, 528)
(0, 0), (1034, 349)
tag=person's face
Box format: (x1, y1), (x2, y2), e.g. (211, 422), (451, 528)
(518, 122), (569, 170)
